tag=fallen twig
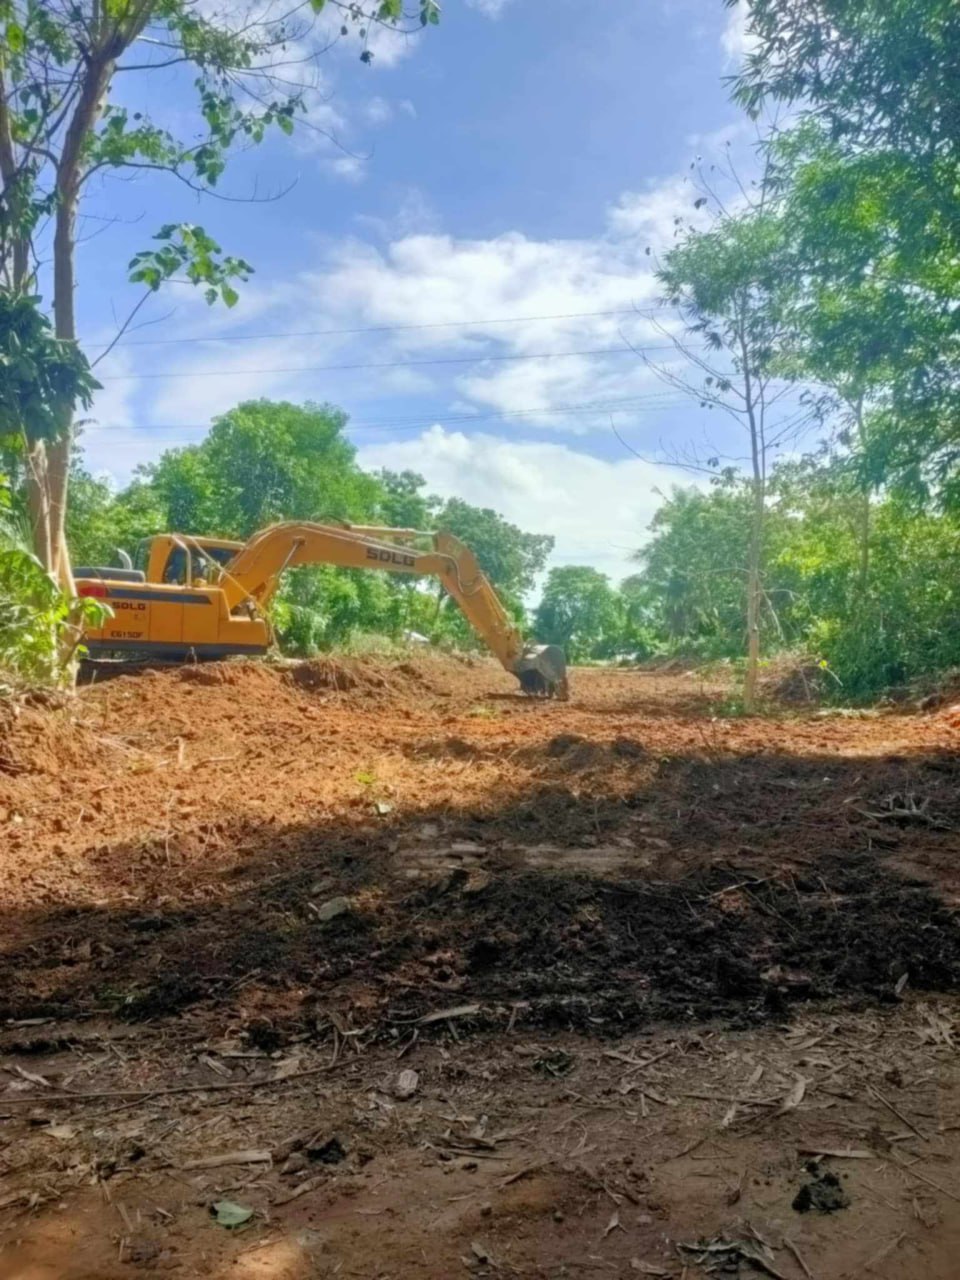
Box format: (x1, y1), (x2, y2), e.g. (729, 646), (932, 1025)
(272, 1176), (323, 1206)
(418, 1003), (480, 1026)
(783, 1236), (814, 1280)
(891, 1153), (960, 1204)
(798, 1146), (873, 1160)
(0, 1060), (342, 1106)
(862, 1231), (906, 1273)
(182, 1149), (271, 1170)
(603, 1046), (674, 1071)
(500, 1164), (541, 1187)
(869, 1085), (928, 1142)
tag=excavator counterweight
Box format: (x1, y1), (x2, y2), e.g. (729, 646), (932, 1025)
(76, 522), (569, 699)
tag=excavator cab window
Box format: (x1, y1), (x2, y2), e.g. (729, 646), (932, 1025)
(163, 547), (191, 585)
(163, 544), (235, 585)
(161, 540), (236, 586)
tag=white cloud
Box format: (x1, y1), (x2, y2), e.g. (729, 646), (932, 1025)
(720, 1), (757, 64)
(294, 213), (680, 423)
(466, 0), (515, 16)
(357, 425), (693, 584)
(326, 153), (367, 183)
(607, 172), (718, 245)
(362, 96), (393, 126)
(84, 156), (745, 519)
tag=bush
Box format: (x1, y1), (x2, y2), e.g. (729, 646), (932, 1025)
(0, 474), (107, 686)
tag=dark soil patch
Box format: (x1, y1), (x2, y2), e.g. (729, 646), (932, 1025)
(1, 847), (957, 1036)
(793, 1168), (851, 1213)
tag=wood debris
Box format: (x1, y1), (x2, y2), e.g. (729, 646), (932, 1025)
(182, 1149), (272, 1170)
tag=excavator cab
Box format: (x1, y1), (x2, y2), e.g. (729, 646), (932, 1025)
(135, 535), (243, 586)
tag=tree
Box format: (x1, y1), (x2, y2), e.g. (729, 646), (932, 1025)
(618, 573), (659, 659)
(373, 470), (434, 532)
(728, 0), (960, 503)
(140, 400), (381, 539)
(0, 0), (440, 595)
(534, 566), (622, 662)
(434, 498), (554, 600)
(0, 465), (106, 683)
(730, 0), (960, 165)
(637, 486), (753, 652)
(767, 460), (960, 698)
(638, 191), (808, 709)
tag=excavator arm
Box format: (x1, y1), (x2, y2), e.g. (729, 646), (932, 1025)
(219, 521), (568, 698)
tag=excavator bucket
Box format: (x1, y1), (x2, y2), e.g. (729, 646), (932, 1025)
(513, 645), (569, 700)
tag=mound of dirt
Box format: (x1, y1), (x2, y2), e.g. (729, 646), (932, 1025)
(286, 656), (364, 692)
(533, 733), (647, 773)
(284, 654), (452, 702)
(761, 656), (838, 706)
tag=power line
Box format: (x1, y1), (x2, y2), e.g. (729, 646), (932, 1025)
(99, 344), (676, 382)
(84, 392), (691, 436)
(93, 306), (666, 352)
(350, 396), (686, 432)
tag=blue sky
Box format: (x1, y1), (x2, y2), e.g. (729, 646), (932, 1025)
(78, 0), (757, 582)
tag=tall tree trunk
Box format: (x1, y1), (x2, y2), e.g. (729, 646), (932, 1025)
(46, 47), (117, 591)
(853, 398), (870, 595)
(744, 477), (763, 713)
(0, 65), (29, 293)
(740, 313), (765, 715)
(25, 443), (52, 569)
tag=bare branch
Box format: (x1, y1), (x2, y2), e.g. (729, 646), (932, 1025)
(90, 290), (153, 368)
(81, 158), (298, 204)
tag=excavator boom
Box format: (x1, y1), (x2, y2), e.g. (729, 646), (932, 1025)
(77, 521), (568, 699)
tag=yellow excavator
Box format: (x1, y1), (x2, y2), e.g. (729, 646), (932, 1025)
(74, 522), (569, 698)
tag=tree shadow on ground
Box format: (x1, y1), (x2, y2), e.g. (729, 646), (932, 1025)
(1, 741), (959, 1041)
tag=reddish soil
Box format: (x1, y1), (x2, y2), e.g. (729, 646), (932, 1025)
(1, 657), (960, 1277)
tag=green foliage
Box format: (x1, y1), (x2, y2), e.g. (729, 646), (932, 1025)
(630, 468), (960, 701)
(0, 294), (99, 445)
(128, 225), (252, 306)
(534, 566), (623, 662)
(730, 0), (960, 162)
(0, 471), (107, 684)
(137, 400), (380, 539)
(373, 469), (433, 530)
(658, 210), (790, 358)
(768, 476), (960, 698)
(634, 484), (789, 656)
(274, 563), (398, 655)
(603, 1), (960, 702)
(434, 497), (554, 599)
(727, 0), (960, 502)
